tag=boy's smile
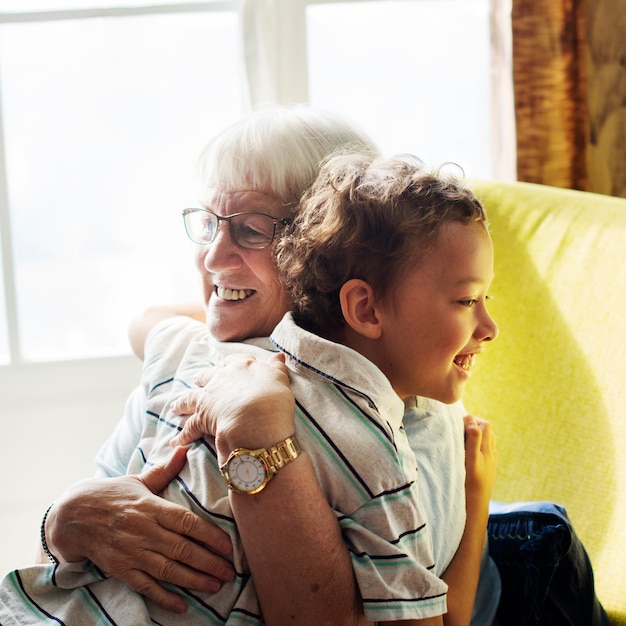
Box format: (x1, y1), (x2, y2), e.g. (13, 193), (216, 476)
(373, 220), (498, 402)
(453, 351), (478, 372)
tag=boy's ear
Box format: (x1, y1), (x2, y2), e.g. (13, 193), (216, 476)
(339, 279), (383, 339)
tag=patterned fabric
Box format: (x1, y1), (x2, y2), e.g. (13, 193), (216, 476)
(512, 0), (587, 190)
(0, 313), (447, 624)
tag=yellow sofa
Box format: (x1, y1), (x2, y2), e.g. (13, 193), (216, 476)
(465, 180), (626, 624)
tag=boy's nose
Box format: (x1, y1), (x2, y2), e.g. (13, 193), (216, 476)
(481, 311), (498, 342)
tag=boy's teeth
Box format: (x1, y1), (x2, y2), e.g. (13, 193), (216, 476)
(217, 287), (252, 301)
(454, 354), (474, 370)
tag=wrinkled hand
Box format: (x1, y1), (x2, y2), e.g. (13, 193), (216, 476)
(47, 447), (234, 613)
(463, 415), (497, 510)
(170, 352), (296, 460)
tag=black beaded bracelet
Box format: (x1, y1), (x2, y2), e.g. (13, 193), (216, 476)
(40, 503), (60, 565)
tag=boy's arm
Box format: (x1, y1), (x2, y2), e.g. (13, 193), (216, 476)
(440, 416), (497, 626)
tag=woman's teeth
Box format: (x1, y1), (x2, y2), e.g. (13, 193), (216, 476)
(216, 286), (253, 301)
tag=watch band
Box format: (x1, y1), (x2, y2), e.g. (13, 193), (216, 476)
(257, 435), (301, 477)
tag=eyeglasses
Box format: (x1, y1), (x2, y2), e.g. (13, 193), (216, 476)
(182, 208), (293, 250)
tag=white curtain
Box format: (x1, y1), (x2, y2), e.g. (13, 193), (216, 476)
(240, 0), (280, 107)
(240, 0), (309, 108)
(240, 0), (515, 180)
(490, 0), (517, 181)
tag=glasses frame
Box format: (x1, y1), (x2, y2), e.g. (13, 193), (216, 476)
(182, 207), (293, 250)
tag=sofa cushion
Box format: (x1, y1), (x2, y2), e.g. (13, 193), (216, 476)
(466, 180), (626, 624)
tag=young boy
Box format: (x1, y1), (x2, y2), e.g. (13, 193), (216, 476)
(0, 154), (497, 625)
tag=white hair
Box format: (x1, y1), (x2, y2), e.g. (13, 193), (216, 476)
(199, 105), (380, 208)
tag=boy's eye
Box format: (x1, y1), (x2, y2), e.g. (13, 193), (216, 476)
(458, 295), (494, 307)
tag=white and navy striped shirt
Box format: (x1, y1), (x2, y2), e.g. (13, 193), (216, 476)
(0, 313), (448, 624)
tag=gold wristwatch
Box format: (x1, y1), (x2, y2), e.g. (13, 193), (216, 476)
(220, 435), (301, 494)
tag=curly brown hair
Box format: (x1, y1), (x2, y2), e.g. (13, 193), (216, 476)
(274, 153), (488, 335)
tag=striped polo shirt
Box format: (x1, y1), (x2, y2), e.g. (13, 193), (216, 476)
(0, 313), (447, 624)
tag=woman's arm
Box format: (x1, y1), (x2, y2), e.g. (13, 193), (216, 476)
(231, 455), (370, 624)
(229, 459), (446, 626)
(37, 304), (215, 613)
(128, 302), (206, 359)
(172, 354), (449, 626)
(440, 416), (497, 626)
(172, 353), (371, 625)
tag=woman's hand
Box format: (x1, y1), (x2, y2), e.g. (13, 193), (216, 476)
(170, 352), (296, 461)
(44, 447), (234, 614)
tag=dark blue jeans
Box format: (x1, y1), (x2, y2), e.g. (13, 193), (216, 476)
(488, 502), (609, 626)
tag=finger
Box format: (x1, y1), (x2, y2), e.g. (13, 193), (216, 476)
(463, 415), (480, 435)
(122, 569), (188, 614)
(473, 417), (491, 434)
(138, 534), (234, 587)
(170, 390), (202, 416)
(171, 418), (210, 448)
(267, 352), (290, 378)
(194, 367), (217, 387)
(481, 424), (497, 456)
(463, 416), (484, 453)
(221, 352), (258, 366)
(471, 418), (495, 450)
(141, 447), (188, 494)
(267, 352), (286, 364)
(120, 541), (236, 612)
(93, 498), (234, 591)
(156, 499), (233, 558)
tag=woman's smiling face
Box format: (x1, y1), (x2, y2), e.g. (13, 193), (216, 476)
(195, 187), (291, 342)
(374, 220), (498, 402)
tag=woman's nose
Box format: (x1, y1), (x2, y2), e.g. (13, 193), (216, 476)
(201, 224), (243, 272)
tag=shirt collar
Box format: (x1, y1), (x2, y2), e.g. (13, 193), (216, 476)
(270, 313), (405, 428)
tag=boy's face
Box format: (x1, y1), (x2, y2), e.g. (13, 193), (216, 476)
(375, 220), (498, 402)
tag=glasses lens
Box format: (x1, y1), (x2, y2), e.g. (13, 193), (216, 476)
(184, 209), (217, 244)
(230, 213), (276, 249)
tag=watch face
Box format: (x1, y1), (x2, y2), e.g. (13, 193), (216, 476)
(227, 453), (268, 493)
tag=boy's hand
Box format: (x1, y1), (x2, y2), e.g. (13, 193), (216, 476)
(463, 415), (497, 510)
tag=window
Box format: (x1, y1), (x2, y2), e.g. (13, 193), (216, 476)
(0, 2), (243, 364)
(306, 0), (493, 177)
(0, 0), (511, 366)
(0, 0), (513, 573)
(240, 0), (508, 176)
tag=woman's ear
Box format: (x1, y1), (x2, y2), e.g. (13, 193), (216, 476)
(339, 279), (383, 339)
